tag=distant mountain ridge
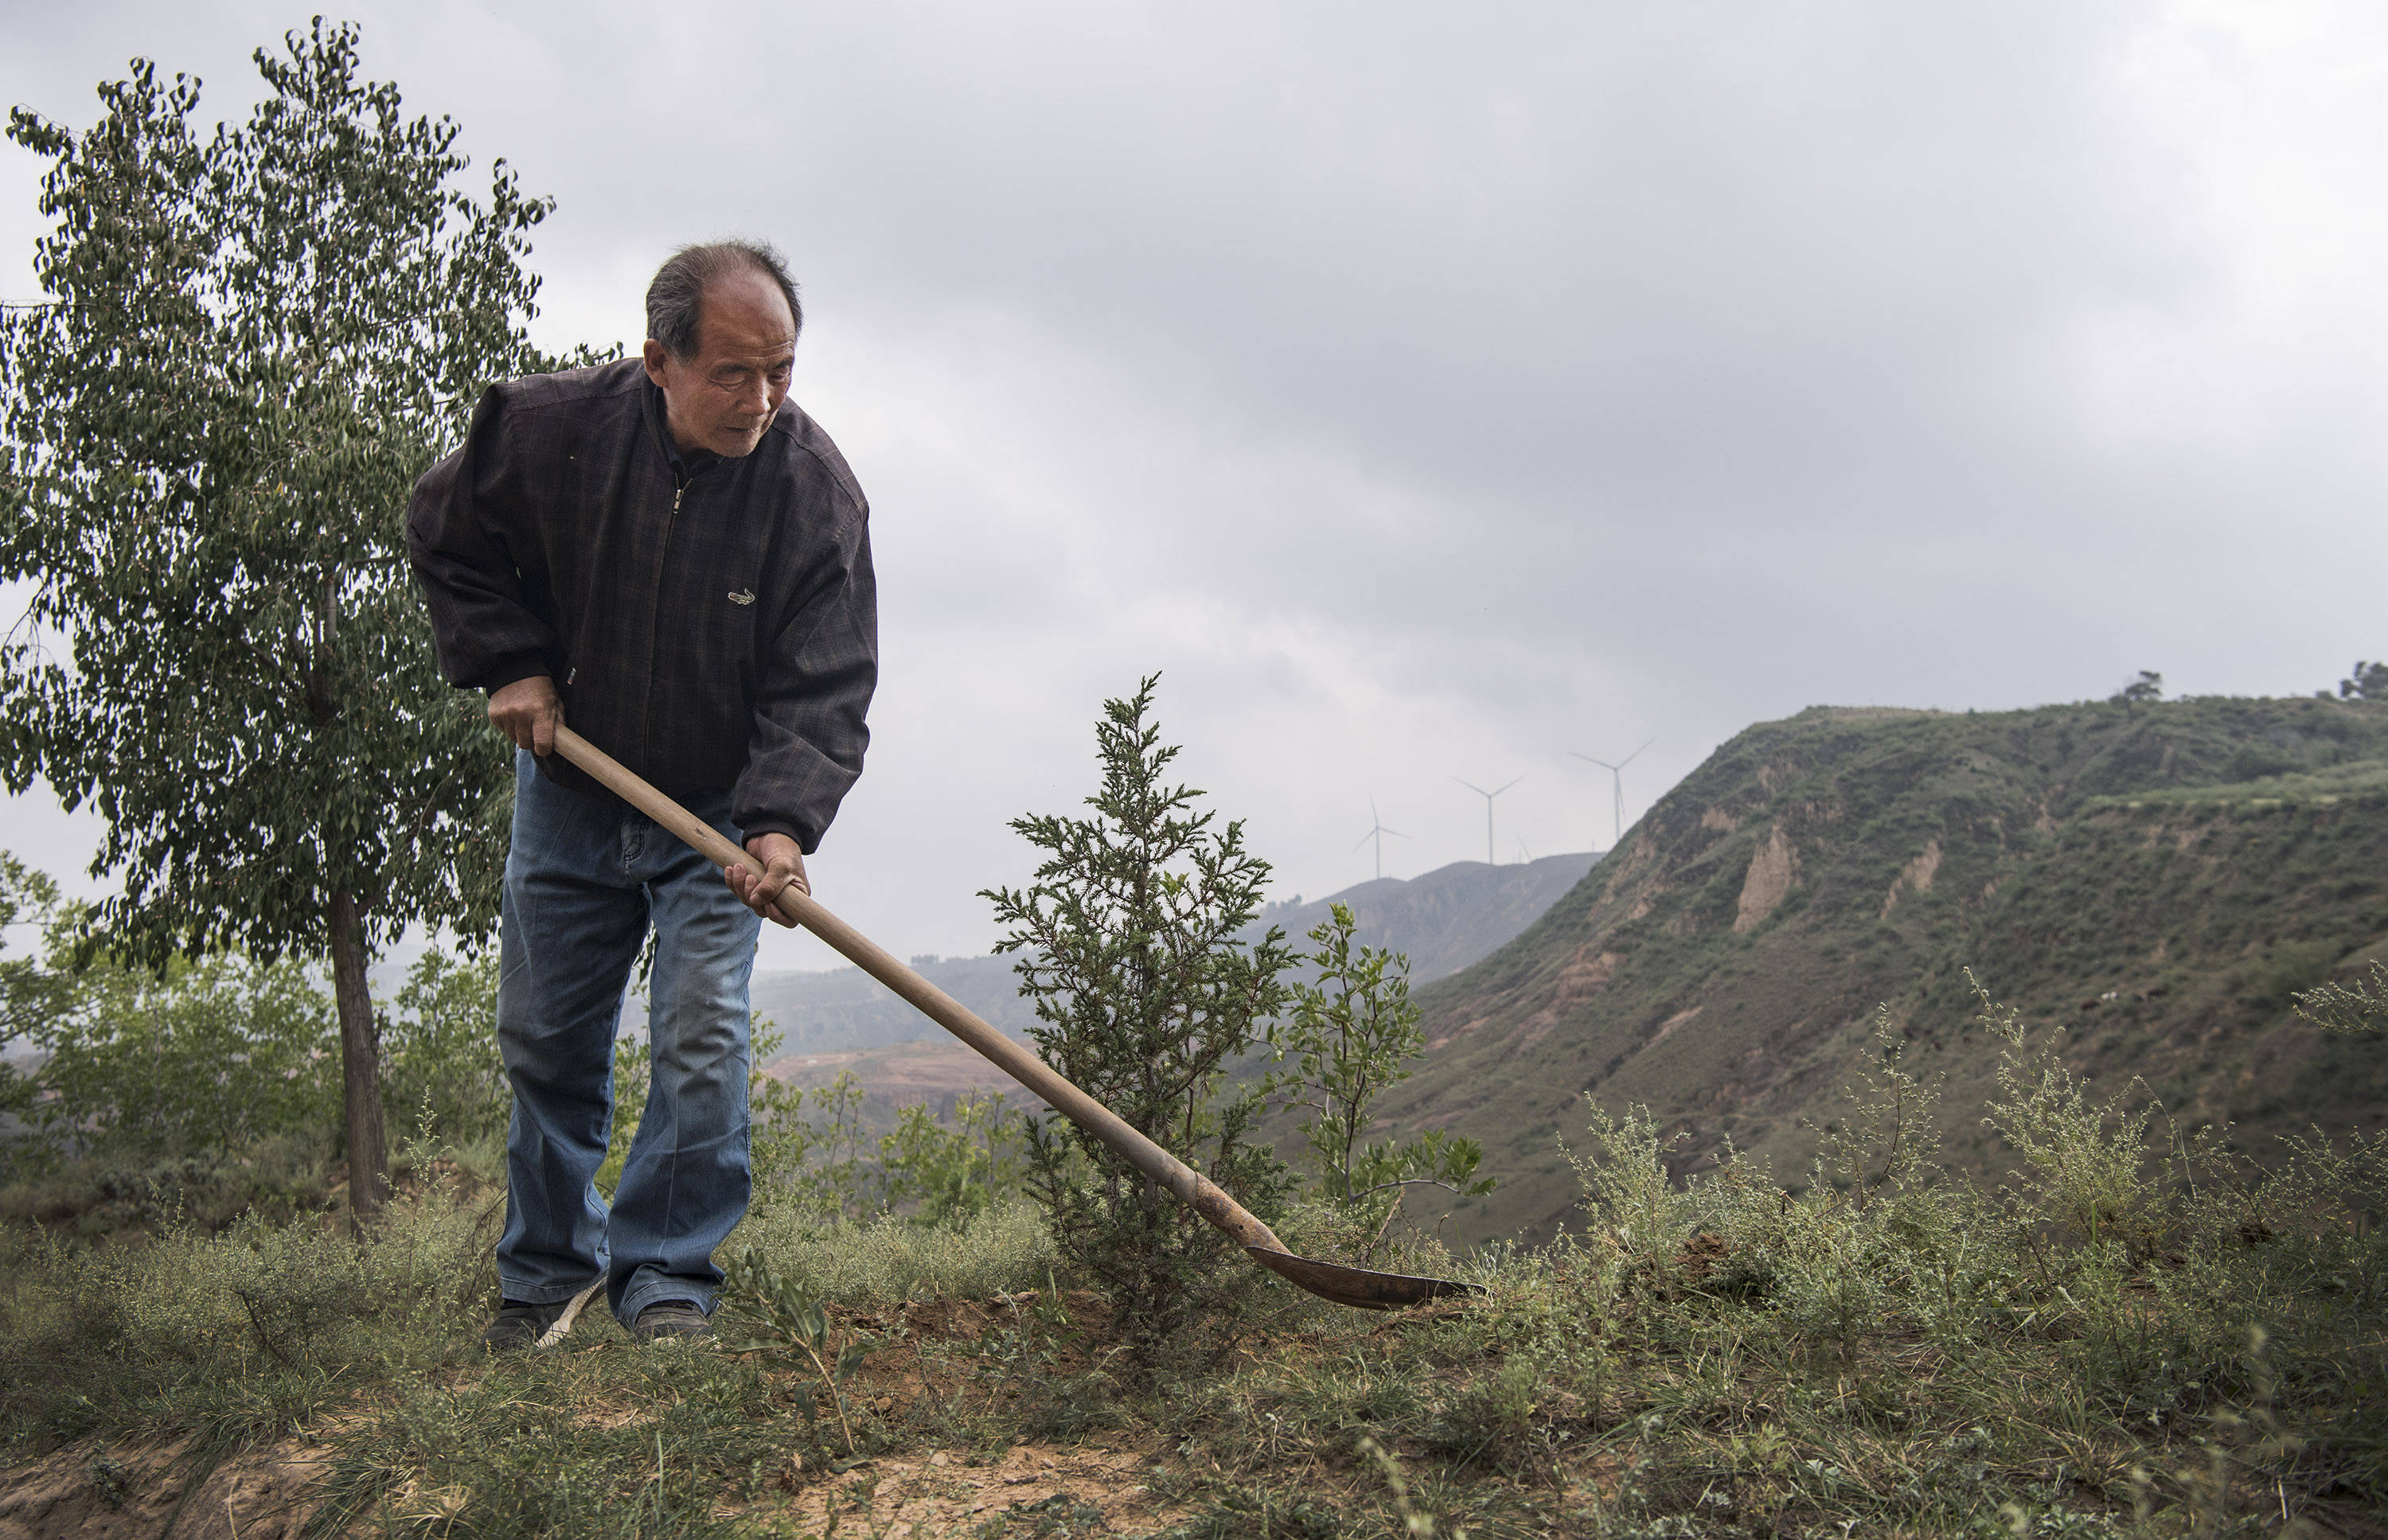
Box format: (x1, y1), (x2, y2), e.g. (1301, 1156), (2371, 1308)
(1259, 852), (1602, 984)
(1376, 697), (2388, 1248)
(751, 851), (1599, 1062)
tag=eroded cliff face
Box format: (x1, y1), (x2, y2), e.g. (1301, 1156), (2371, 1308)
(1379, 698), (2388, 1246)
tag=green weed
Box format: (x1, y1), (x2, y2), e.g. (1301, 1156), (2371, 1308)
(731, 1199), (1054, 1308)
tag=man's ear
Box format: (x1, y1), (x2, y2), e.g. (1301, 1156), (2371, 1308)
(642, 337), (672, 389)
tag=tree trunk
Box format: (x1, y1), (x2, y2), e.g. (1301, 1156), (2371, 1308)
(330, 887), (388, 1230)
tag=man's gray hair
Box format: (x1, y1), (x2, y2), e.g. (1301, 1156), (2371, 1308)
(646, 240), (803, 360)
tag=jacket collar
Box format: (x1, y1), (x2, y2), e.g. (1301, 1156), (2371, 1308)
(642, 376), (720, 485)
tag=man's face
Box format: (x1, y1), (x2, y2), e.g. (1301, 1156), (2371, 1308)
(642, 268), (797, 458)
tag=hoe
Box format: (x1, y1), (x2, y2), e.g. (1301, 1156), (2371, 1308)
(554, 725), (1477, 1311)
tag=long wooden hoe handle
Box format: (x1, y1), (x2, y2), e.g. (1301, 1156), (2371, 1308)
(550, 725), (1295, 1261)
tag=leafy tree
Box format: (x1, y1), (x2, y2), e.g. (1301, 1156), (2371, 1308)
(2339, 660), (2388, 701)
(1, 24), (583, 1220)
(2110, 670), (2164, 710)
(1264, 903), (1492, 1253)
(982, 676), (1294, 1363)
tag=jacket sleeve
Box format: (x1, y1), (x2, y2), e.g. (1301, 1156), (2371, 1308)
(735, 508), (879, 853)
(405, 386), (559, 692)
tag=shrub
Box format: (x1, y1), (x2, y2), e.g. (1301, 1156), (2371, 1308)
(0, 1134), (332, 1239)
(2, 852), (506, 1201)
(2294, 956), (2388, 1037)
(982, 676), (1295, 1367)
(18, 950), (340, 1175)
(1976, 976), (2172, 1259)
(876, 1089), (1026, 1229)
(0, 854), (72, 1134)
(0, 1157), (500, 1448)
(757, 1064), (871, 1218)
(1265, 903), (1492, 1259)
(380, 947), (509, 1147)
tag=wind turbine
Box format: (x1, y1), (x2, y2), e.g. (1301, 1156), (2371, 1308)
(1453, 775), (1524, 866)
(1354, 795), (1410, 881)
(1571, 738), (1654, 848)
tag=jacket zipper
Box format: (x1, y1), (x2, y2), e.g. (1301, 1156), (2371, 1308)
(642, 474), (685, 771)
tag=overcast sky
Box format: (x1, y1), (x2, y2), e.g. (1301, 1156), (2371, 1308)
(6, 1), (2386, 971)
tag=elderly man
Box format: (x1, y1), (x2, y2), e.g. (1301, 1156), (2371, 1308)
(408, 241), (876, 1347)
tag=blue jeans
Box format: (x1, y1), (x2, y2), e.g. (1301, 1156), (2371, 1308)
(494, 750), (763, 1323)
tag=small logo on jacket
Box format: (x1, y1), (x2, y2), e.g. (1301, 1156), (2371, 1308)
(727, 589), (755, 606)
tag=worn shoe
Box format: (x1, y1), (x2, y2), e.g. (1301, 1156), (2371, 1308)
(630, 1300), (712, 1343)
(482, 1281), (603, 1353)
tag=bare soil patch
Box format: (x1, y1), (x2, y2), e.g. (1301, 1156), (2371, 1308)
(762, 1439), (1180, 1538)
(0, 1434), (328, 1540)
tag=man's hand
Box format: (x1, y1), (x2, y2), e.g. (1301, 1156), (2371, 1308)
(728, 832), (809, 926)
(489, 675), (563, 755)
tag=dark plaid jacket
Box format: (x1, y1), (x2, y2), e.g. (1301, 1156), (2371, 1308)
(406, 358), (876, 852)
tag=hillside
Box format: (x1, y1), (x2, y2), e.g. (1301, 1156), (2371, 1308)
(1386, 696), (2388, 1246)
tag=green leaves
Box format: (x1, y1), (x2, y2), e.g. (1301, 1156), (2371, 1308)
(0, 848), (520, 1186)
(1347, 1129), (1495, 1205)
(1266, 902), (1495, 1222)
(982, 676), (1294, 1156)
(1, 19), (580, 968)
(381, 946), (509, 1146)
(10, 942), (341, 1175)
(4, 21), (591, 1214)
(875, 1090), (1025, 1230)
(723, 1244), (875, 1453)
(0, 853), (73, 1128)
(981, 676), (1294, 1362)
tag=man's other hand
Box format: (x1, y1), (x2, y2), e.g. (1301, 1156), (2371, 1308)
(730, 833), (809, 926)
(489, 675), (563, 755)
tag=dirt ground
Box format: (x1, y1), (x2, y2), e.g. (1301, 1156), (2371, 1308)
(0, 1432), (1174, 1540)
(0, 1433), (330, 1540)
(757, 1292), (1186, 1535)
(0, 1292), (1177, 1540)
(758, 1439), (1179, 1536)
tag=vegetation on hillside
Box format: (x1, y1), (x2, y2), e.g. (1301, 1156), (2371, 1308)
(0, 977), (2377, 1536)
(1387, 696), (2388, 1246)
(2, 684), (2383, 1534)
(0, 863), (1034, 1251)
(7, 649), (2384, 1536)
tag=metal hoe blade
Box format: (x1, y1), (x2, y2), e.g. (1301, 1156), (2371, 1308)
(1244, 1247), (1479, 1310)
